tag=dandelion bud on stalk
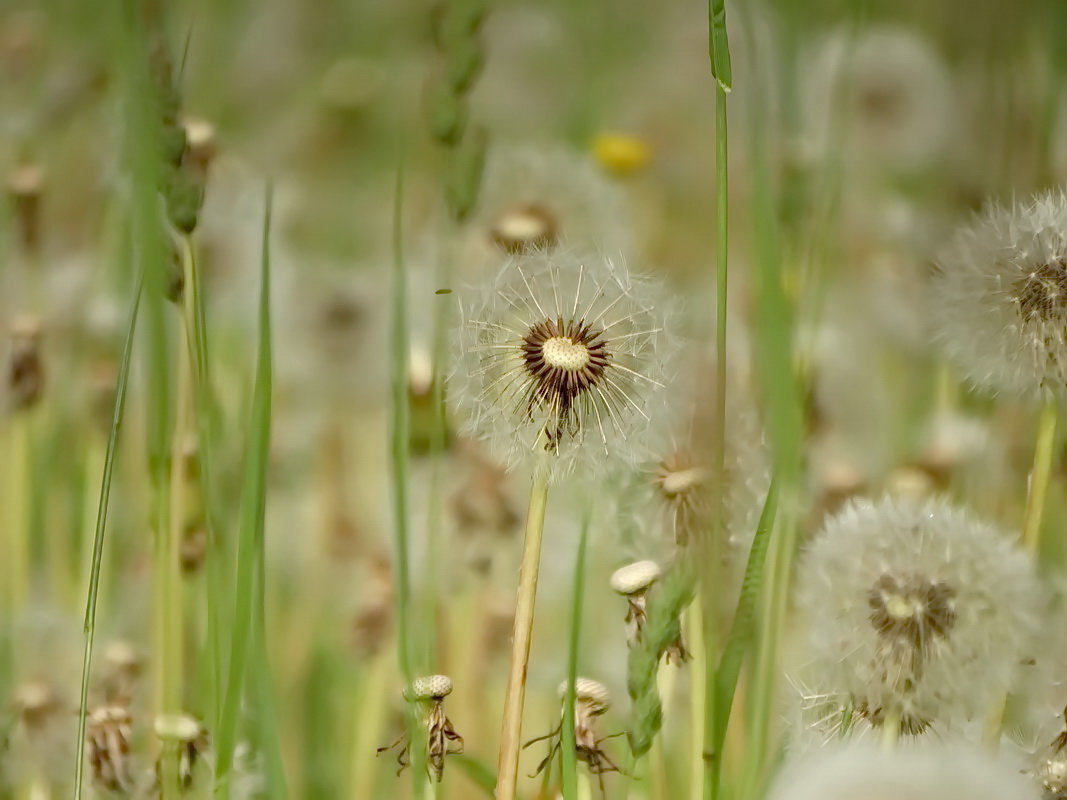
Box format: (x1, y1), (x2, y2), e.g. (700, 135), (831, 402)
(154, 713), (209, 790)
(793, 496), (1041, 741)
(611, 560), (661, 644)
(379, 675), (464, 782)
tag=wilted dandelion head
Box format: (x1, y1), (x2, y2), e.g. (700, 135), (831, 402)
(932, 191), (1067, 401)
(794, 496), (1041, 739)
(465, 146), (631, 270)
(769, 740), (1042, 800)
(452, 249), (671, 477)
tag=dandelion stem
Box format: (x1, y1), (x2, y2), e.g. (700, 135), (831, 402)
(1022, 400), (1057, 554)
(881, 707), (901, 751)
(496, 460), (551, 800)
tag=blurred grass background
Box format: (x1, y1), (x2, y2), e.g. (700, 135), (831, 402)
(2, 0), (1067, 798)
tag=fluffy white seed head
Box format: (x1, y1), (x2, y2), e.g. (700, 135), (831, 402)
(463, 146), (631, 274)
(610, 560), (661, 595)
(793, 496), (1041, 739)
(452, 249), (672, 478)
(769, 740), (1041, 800)
(932, 191), (1067, 401)
(558, 677), (611, 713)
(411, 674), (453, 700)
(802, 26), (951, 172)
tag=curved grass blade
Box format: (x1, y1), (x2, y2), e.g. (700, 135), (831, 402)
(214, 186), (275, 798)
(709, 480), (779, 794)
(73, 276), (143, 799)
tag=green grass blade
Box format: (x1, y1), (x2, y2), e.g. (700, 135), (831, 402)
(72, 276), (143, 800)
(560, 504), (591, 800)
(452, 755), (497, 796)
(214, 186), (275, 797)
(707, 0), (732, 91)
(709, 480), (778, 791)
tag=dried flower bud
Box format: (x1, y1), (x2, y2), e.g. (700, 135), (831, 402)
(155, 713), (209, 790)
(8, 163), (42, 252)
(86, 704), (133, 792)
(14, 679), (62, 732)
(7, 314), (44, 410)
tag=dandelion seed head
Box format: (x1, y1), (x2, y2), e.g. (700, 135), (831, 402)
(803, 26), (951, 172)
(794, 496), (1041, 739)
(610, 560), (661, 595)
(769, 740), (1041, 800)
(464, 146), (632, 274)
(932, 191), (1067, 401)
(452, 249), (672, 478)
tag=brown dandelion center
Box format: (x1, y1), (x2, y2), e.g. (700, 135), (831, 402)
(1013, 260), (1067, 323)
(856, 79), (905, 123)
(868, 573), (956, 649)
(522, 316), (609, 446)
(490, 203), (560, 254)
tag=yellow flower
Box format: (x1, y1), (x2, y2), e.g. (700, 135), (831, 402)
(592, 133), (652, 177)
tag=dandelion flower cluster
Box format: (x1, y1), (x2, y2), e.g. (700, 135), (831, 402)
(794, 496), (1041, 739)
(933, 190), (1067, 401)
(453, 249), (671, 476)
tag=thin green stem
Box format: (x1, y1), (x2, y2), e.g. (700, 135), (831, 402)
(704, 78), (730, 800)
(1022, 400), (1058, 554)
(73, 278), (143, 800)
(561, 504), (592, 800)
(214, 187), (274, 798)
(496, 461), (551, 800)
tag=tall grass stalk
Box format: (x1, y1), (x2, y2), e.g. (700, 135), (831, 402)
(709, 481), (778, 796)
(388, 167), (430, 791)
(704, 0), (732, 793)
(560, 504), (592, 800)
(180, 234), (227, 719)
(72, 278), (143, 800)
(496, 460), (551, 800)
(214, 188), (276, 797)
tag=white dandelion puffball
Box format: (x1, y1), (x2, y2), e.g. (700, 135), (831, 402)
(769, 740), (1041, 800)
(933, 191), (1067, 401)
(452, 249), (672, 477)
(803, 26), (951, 172)
(794, 496), (1041, 738)
(462, 146), (632, 274)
